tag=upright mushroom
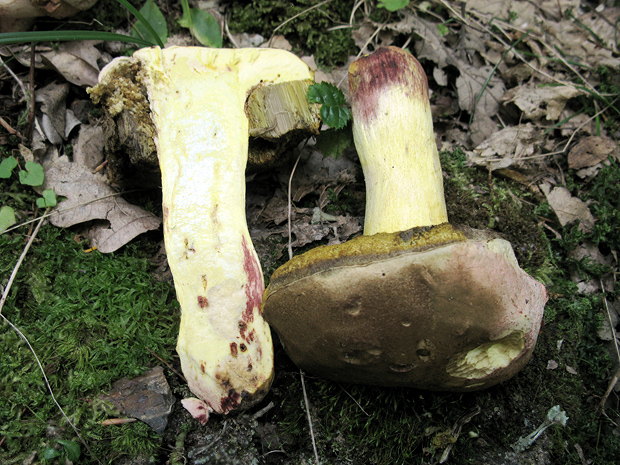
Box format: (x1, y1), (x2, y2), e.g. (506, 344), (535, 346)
(262, 47), (547, 391)
(90, 46), (319, 420)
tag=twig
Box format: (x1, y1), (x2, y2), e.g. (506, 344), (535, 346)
(251, 401), (275, 420)
(145, 346), (186, 383)
(0, 55), (29, 101)
(0, 115), (23, 138)
(0, 212), (102, 464)
(25, 42), (36, 141)
(439, 405), (481, 463)
(348, 0), (366, 26)
(0, 189), (146, 236)
(337, 383), (369, 416)
(597, 280), (620, 414)
(287, 154), (303, 260)
(300, 370), (320, 464)
(268, 0), (333, 46)
(101, 417), (137, 426)
(286, 149), (319, 464)
(224, 13), (240, 48)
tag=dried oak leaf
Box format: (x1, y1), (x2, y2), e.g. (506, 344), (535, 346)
(467, 123), (540, 170)
(45, 160), (161, 253)
(503, 84), (582, 121)
(540, 182), (595, 233)
(568, 136), (620, 170)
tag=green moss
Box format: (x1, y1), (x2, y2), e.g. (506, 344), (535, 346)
(440, 148), (548, 270)
(227, 0), (357, 67)
(0, 226), (178, 464)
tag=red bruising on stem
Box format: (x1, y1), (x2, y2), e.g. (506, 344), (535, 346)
(163, 206), (170, 234)
(241, 235), (264, 337)
(349, 46), (429, 123)
(197, 296), (208, 308)
(230, 342), (238, 357)
(220, 389), (242, 414)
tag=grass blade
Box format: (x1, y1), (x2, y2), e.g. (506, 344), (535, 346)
(0, 30), (155, 47)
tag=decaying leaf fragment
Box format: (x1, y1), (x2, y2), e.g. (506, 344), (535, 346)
(467, 123), (541, 171)
(540, 182), (595, 233)
(568, 136), (620, 170)
(503, 84), (582, 121)
(44, 160), (161, 253)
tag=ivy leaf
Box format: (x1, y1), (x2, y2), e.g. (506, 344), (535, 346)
(132, 0), (167, 45)
(57, 439), (81, 462)
(178, 6), (222, 47)
(0, 156), (18, 178)
(377, 0), (410, 11)
(316, 125), (354, 159)
(36, 189), (57, 209)
(19, 161), (45, 186)
(0, 206), (16, 233)
(307, 82), (351, 129)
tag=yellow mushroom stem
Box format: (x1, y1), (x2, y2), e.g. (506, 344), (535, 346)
(349, 46), (448, 235)
(92, 46), (317, 420)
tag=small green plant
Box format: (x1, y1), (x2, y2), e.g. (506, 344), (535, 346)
(131, 0), (168, 45)
(307, 82), (354, 159)
(43, 439), (81, 463)
(0, 156), (56, 232)
(377, 0), (410, 12)
(307, 82), (351, 129)
(178, 0), (222, 47)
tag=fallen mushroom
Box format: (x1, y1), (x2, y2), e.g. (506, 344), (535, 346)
(0, 0), (98, 33)
(262, 47), (547, 391)
(89, 46), (320, 420)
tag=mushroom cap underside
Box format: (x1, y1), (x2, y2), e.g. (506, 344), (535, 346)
(263, 224), (547, 391)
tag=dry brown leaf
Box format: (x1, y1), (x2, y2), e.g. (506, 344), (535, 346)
(284, 151), (358, 203)
(45, 160), (161, 253)
(463, 0), (511, 18)
(409, 16), (452, 70)
(538, 0), (580, 19)
(4, 41), (102, 87)
(540, 182), (595, 232)
(457, 64), (506, 117)
(542, 15), (620, 69)
(74, 124), (105, 170)
(262, 35), (292, 51)
(231, 32), (265, 48)
(568, 136), (620, 170)
(35, 82), (69, 144)
(503, 84), (582, 121)
(467, 123), (540, 170)
(469, 113), (499, 148)
(40, 41), (102, 87)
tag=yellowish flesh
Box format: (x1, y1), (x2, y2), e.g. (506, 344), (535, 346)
(123, 46), (314, 413)
(352, 84), (447, 235)
(446, 331), (526, 379)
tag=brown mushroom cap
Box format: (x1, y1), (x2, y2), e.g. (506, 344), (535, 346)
(263, 223), (547, 390)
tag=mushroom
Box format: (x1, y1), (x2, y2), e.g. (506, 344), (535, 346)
(262, 47), (547, 391)
(89, 46), (320, 420)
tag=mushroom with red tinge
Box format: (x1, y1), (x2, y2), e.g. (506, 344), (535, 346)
(261, 47), (547, 391)
(90, 46), (320, 421)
